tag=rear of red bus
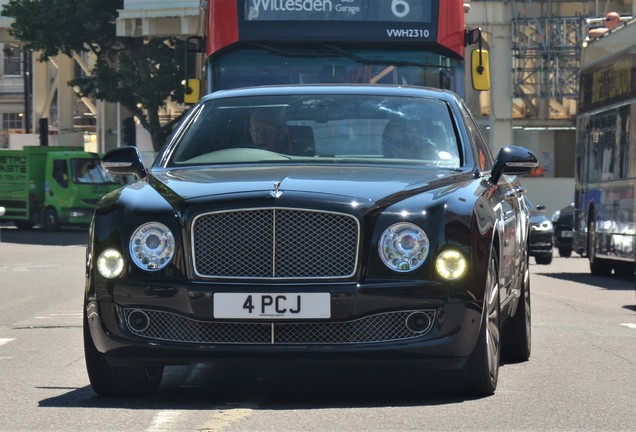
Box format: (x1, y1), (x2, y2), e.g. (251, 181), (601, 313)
(203, 0), (470, 96)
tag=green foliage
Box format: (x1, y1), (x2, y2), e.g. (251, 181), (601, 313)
(2, 0), (188, 151)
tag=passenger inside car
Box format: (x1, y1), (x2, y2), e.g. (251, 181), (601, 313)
(382, 118), (439, 160)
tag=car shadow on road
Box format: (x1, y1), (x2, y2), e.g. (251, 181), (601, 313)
(38, 362), (503, 409)
(0, 227), (88, 246)
(534, 271), (633, 291)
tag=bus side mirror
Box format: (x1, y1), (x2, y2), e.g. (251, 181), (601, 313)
(184, 78), (201, 104)
(471, 49), (491, 91)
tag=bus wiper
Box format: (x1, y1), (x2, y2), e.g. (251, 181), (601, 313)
(251, 43), (342, 58)
(250, 42), (444, 69)
(319, 44), (441, 69)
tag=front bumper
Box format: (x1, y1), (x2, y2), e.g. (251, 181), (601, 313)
(85, 279), (483, 370)
(529, 231), (554, 255)
(62, 208), (94, 225)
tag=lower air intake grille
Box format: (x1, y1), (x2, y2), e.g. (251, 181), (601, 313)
(122, 308), (436, 345)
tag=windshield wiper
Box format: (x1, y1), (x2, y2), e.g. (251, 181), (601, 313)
(250, 42), (447, 69)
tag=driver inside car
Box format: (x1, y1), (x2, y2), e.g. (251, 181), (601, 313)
(249, 109), (291, 153)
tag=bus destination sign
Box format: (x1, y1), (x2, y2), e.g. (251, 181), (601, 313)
(244, 0), (432, 22)
(579, 54), (636, 113)
(239, 0), (439, 43)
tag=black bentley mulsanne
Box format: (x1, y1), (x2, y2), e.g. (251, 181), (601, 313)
(84, 85), (537, 397)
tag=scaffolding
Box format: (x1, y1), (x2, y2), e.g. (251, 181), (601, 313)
(511, 1), (588, 120)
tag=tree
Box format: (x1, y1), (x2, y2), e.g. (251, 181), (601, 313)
(2, 0), (188, 152)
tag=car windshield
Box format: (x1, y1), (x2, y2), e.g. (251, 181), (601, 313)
(164, 94), (461, 168)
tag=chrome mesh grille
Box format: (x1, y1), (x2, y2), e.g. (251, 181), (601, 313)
(192, 208), (359, 278)
(122, 308), (435, 345)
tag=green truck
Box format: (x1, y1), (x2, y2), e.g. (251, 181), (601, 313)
(0, 146), (122, 231)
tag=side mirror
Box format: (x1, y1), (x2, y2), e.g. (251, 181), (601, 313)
(101, 146), (147, 180)
(471, 49), (490, 91)
(184, 78), (201, 104)
(490, 146), (538, 184)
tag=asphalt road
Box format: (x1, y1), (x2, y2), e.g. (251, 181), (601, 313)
(0, 226), (635, 431)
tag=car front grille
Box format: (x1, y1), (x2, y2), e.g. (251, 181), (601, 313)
(122, 308), (436, 345)
(191, 208), (359, 279)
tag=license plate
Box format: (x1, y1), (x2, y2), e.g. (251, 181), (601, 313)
(560, 230), (573, 238)
(214, 293), (331, 319)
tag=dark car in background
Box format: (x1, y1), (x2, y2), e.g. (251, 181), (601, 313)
(551, 203), (575, 257)
(526, 197), (554, 265)
(83, 85), (538, 398)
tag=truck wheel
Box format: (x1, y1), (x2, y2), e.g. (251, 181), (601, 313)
(83, 310), (163, 396)
(41, 208), (59, 231)
(558, 247), (572, 258)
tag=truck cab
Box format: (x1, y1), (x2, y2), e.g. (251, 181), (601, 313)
(0, 146), (122, 231)
(42, 152), (122, 230)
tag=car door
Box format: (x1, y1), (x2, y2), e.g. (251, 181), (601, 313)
(496, 174), (519, 302)
(458, 100), (518, 306)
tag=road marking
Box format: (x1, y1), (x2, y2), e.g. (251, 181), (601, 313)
(0, 263), (60, 272)
(146, 410), (184, 431)
(197, 407), (254, 432)
(36, 313), (82, 319)
(620, 323), (636, 329)
(0, 338), (15, 347)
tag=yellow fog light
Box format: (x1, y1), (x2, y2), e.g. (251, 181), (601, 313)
(435, 249), (467, 280)
(97, 248), (124, 278)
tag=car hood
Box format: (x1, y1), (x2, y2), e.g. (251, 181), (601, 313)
(150, 165), (468, 208)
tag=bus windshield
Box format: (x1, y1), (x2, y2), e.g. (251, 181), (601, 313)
(209, 45), (464, 94)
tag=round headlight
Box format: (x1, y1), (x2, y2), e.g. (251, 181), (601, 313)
(129, 222), (175, 271)
(379, 222), (430, 272)
(435, 249), (467, 280)
(97, 248), (124, 278)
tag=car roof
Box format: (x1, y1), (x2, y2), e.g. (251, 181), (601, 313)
(201, 84), (458, 102)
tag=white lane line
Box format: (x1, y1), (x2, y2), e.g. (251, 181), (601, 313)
(36, 313), (82, 319)
(620, 323), (636, 329)
(0, 338), (16, 347)
(146, 410), (185, 432)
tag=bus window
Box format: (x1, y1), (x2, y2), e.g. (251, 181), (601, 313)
(210, 47), (463, 94)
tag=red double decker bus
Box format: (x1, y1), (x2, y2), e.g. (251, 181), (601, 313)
(186, 0), (488, 100)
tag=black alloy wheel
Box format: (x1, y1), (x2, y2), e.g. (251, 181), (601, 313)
(463, 250), (501, 396)
(502, 255), (531, 363)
